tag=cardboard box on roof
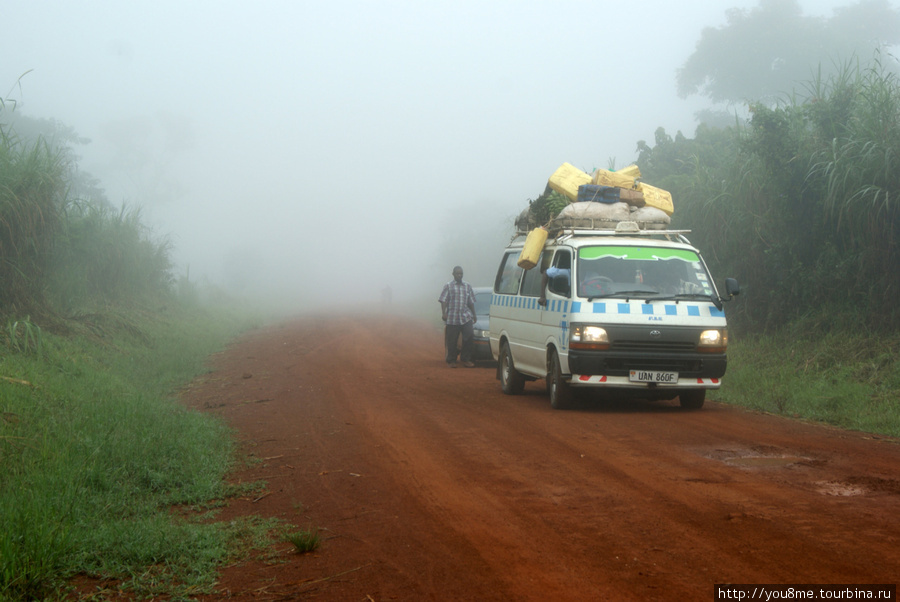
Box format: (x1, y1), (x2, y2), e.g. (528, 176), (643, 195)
(548, 163), (592, 202)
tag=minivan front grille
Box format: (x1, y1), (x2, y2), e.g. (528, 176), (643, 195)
(611, 340), (696, 352)
(604, 357), (703, 373)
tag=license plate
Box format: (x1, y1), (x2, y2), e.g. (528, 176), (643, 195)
(629, 370), (678, 383)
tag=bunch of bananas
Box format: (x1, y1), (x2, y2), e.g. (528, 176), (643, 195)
(528, 190), (569, 225)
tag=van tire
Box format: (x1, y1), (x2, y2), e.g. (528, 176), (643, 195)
(679, 389), (705, 410)
(499, 342), (525, 395)
(548, 351), (574, 410)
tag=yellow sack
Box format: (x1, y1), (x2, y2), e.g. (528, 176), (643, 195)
(517, 227), (548, 270)
(548, 163), (592, 202)
(636, 182), (674, 216)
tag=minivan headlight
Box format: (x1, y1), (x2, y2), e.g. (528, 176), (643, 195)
(570, 324), (610, 350)
(698, 329), (727, 353)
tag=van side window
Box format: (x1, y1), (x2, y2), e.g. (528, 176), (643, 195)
(494, 252), (524, 295)
(553, 250), (571, 271)
(521, 251), (551, 297)
(548, 249), (572, 296)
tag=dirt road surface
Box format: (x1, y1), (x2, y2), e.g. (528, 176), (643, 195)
(183, 315), (900, 601)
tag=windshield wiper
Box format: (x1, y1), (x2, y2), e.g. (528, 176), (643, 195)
(587, 290), (657, 302)
(648, 293), (722, 310)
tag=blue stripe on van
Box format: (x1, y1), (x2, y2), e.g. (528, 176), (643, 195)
(492, 294), (723, 319)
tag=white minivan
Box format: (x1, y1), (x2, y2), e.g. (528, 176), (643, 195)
(489, 222), (739, 409)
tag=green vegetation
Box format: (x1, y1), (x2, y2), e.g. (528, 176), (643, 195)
(639, 57), (900, 333)
(0, 305), (280, 600)
(284, 527), (321, 554)
(633, 55), (900, 436)
(720, 324), (900, 438)
(1, 97), (294, 599)
(0, 128), (65, 315)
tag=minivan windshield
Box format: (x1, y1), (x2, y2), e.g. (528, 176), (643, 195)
(576, 245), (713, 300)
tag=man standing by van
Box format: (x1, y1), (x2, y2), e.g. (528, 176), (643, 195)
(439, 265), (477, 368)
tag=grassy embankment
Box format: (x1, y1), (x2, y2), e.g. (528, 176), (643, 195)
(719, 322), (900, 438)
(0, 304), (280, 601)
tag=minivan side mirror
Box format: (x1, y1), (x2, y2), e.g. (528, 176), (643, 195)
(548, 274), (570, 297)
(725, 278), (740, 298)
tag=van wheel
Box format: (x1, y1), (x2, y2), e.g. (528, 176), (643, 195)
(548, 351), (574, 410)
(499, 342), (525, 395)
(679, 389), (705, 410)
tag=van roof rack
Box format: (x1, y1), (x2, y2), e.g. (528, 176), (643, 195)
(554, 226), (692, 244)
(511, 221), (692, 244)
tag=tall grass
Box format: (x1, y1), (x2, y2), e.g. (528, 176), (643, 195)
(0, 304), (271, 599)
(1, 85), (294, 600)
(0, 126), (66, 314)
(2, 104), (173, 320)
(49, 200), (173, 311)
(657, 55), (900, 333)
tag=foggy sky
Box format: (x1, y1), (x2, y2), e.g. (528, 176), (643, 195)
(1, 0), (870, 314)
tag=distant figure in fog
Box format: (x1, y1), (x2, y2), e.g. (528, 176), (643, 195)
(381, 285), (392, 307)
(438, 265), (477, 368)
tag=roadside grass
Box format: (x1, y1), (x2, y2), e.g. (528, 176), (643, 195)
(284, 526), (321, 554)
(0, 302), (282, 600)
(718, 326), (900, 438)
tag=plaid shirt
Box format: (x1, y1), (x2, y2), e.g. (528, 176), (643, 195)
(439, 279), (476, 325)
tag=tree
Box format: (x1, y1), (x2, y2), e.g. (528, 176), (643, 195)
(677, 0), (900, 105)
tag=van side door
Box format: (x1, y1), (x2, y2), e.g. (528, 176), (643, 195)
(541, 249), (572, 372)
(490, 251), (525, 360)
(513, 250), (553, 376)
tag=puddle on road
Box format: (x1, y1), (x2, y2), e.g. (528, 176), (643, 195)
(724, 455), (808, 468)
(702, 447), (812, 468)
(814, 481), (868, 496)
(700, 447), (900, 498)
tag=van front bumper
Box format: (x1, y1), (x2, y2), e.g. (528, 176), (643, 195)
(567, 349), (727, 379)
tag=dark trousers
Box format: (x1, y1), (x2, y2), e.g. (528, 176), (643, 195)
(445, 321), (474, 364)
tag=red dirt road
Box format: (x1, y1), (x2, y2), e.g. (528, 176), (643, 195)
(184, 315), (900, 601)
